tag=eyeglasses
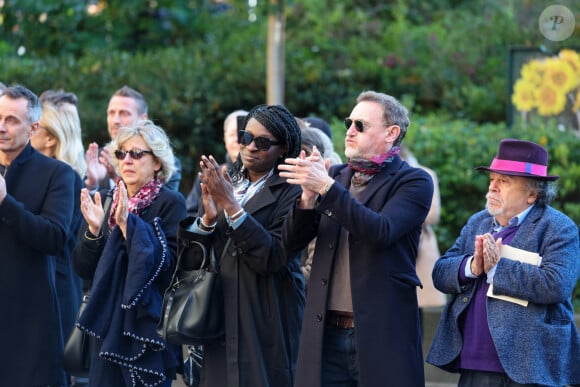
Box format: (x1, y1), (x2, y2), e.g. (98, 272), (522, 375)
(344, 118), (367, 132)
(238, 130), (281, 151)
(114, 148), (154, 160)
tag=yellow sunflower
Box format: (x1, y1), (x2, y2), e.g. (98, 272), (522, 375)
(542, 58), (578, 94)
(520, 60), (544, 86)
(534, 84), (566, 116)
(559, 49), (580, 74)
(512, 79), (536, 112)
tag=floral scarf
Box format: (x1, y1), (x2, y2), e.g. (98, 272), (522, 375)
(108, 178), (163, 229)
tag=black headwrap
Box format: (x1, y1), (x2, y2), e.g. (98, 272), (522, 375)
(230, 104), (301, 183)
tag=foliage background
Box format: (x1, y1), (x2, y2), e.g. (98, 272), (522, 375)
(1, 0), (579, 307)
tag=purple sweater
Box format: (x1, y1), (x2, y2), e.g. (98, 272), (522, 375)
(457, 225), (519, 373)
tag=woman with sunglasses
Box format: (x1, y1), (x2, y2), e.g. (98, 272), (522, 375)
(179, 104), (305, 387)
(72, 120), (187, 386)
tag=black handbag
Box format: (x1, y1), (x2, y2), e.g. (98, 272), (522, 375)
(62, 293), (90, 377)
(157, 230), (227, 346)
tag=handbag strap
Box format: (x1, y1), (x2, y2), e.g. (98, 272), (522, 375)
(212, 237), (231, 273)
(170, 217), (233, 285)
(103, 189), (114, 214)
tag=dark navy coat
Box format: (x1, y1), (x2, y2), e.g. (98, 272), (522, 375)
(0, 144), (75, 386)
(282, 156), (433, 387)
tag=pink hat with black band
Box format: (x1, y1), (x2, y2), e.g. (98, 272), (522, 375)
(475, 138), (559, 181)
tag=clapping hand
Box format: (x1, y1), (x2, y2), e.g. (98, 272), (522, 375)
(198, 155), (233, 225)
(99, 147), (117, 180)
(80, 187), (105, 236)
(114, 180), (129, 239)
(84, 142), (107, 189)
(482, 233), (502, 273)
(278, 146), (333, 208)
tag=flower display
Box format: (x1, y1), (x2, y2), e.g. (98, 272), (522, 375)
(512, 49), (580, 132)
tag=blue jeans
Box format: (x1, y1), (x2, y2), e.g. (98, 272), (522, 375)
(459, 370), (559, 387)
(321, 325), (359, 387)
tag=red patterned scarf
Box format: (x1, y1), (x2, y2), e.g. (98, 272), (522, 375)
(348, 146), (400, 186)
(108, 178), (163, 229)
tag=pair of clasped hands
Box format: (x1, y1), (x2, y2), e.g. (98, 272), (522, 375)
(80, 179), (129, 239)
(278, 146), (333, 208)
(197, 155), (241, 226)
(472, 233), (503, 276)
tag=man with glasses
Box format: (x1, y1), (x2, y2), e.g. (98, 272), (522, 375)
(427, 139), (580, 386)
(0, 84), (76, 386)
(279, 90), (433, 386)
(84, 85), (182, 192)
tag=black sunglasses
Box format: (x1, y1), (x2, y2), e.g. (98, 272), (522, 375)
(238, 130), (281, 151)
(344, 118), (367, 132)
(114, 148), (154, 160)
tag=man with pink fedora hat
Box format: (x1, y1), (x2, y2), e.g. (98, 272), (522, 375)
(474, 138), (559, 181)
(427, 138), (580, 386)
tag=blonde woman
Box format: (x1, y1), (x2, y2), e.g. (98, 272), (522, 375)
(32, 100), (86, 177)
(31, 97), (87, 385)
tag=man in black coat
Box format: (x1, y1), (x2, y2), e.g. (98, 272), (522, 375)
(279, 90), (433, 387)
(0, 85), (76, 385)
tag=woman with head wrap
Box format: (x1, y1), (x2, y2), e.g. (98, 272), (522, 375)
(180, 104), (305, 387)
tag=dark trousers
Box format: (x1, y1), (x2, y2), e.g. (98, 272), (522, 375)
(321, 325), (359, 387)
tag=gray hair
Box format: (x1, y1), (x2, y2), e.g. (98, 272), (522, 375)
(223, 109), (249, 134)
(526, 178), (558, 206)
(1, 84), (42, 124)
(356, 90), (410, 146)
(39, 89), (78, 107)
(110, 120), (175, 183)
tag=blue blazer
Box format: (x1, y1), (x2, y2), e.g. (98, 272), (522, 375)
(0, 144), (76, 385)
(283, 156), (433, 387)
(426, 205), (580, 386)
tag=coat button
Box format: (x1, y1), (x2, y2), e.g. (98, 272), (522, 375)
(321, 278), (328, 286)
(462, 297), (469, 303)
(316, 313), (323, 322)
(325, 209), (332, 216)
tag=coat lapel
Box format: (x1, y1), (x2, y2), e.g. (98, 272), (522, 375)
(333, 156), (404, 207)
(242, 173), (283, 215)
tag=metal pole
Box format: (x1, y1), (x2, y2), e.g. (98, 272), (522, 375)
(266, 0), (285, 105)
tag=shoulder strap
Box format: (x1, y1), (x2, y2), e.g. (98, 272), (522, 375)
(102, 189), (114, 214)
(213, 238), (231, 273)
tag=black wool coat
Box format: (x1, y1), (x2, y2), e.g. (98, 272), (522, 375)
(0, 144), (76, 386)
(189, 174), (305, 387)
(282, 157), (433, 387)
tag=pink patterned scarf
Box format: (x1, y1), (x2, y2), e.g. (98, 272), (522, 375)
(348, 146), (400, 186)
(108, 178), (163, 229)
